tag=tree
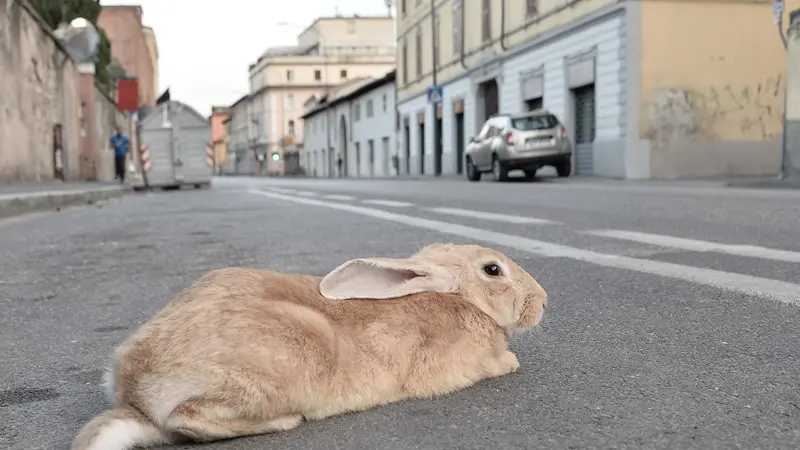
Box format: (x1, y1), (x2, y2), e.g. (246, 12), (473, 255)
(28, 0), (115, 94)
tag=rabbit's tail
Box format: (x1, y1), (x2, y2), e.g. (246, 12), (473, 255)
(70, 405), (168, 450)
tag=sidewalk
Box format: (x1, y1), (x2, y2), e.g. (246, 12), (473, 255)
(0, 181), (131, 219)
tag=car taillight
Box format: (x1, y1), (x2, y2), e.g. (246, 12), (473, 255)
(505, 131), (514, 146)
(559, 126), (568, 138)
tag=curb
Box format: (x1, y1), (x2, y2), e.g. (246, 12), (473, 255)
(0, 186), (130, 219)
(725, 176), (800, 190)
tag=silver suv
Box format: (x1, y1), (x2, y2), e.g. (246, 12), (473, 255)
(464, 110), (572, 182)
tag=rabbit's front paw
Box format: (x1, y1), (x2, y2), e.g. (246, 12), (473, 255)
(499, 351), (520, 373)
(486, 351), (519, 378)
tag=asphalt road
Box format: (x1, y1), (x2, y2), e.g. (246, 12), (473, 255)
(1, 176), (799, 450)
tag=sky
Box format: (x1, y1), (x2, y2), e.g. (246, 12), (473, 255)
(101, 0), (395, 117)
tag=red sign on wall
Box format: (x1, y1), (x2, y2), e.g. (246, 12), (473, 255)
(117, 78), (139, 112)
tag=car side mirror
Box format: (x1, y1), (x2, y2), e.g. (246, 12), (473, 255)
(469, 136), (476, 143)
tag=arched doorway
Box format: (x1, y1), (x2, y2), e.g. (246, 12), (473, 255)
(477, 78), (500, 123)
(338, 115), (348, 177)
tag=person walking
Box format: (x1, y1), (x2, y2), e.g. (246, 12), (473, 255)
(109, 126), (130, 183)
(337, 154), (343, 178)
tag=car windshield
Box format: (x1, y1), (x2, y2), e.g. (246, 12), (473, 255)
(511, 114), (559, 131)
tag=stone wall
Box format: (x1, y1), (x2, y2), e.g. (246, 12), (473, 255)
(0, 0), (126, 183)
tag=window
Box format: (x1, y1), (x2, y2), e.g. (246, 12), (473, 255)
(526, 0), (539, 19)
(382, 94), (387, 112)
(286, 93), (294, 109)
(286, 69), (294, 81)
(314, 70), (322, 81)
(433, 12), (440, 68)
(415, 27), (422, 78)
(481, 0), (491, 43)
(340, 69), (347, 79)
(401, 0), (406, 16)
(401, 38), (408, 85)
(355, 103), (361, 121)
(288, 120), (295, 135)
(511, 114), (560, 131)
(366, 99), (374, 118)
(452, 0), (463, 57)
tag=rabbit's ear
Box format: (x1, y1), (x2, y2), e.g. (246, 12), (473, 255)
(319, 257), (456, 300)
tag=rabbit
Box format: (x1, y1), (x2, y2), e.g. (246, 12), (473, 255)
(70, 242), (548, 450)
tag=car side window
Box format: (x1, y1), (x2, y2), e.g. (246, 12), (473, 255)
(477, 122), (491, 140)
(487, 118), (504, 137)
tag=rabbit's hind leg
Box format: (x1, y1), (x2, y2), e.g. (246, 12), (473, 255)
(164, 398), (303, 443)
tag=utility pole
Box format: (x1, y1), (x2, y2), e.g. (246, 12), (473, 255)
(430, 0), (440, 176)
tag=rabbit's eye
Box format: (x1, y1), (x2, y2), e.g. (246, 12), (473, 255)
(483, 264), (502, 277)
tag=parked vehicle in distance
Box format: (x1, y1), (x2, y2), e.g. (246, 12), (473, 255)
(464, 110), (572, 182)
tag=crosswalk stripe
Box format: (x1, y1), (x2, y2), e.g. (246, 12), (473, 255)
(584, 229), (800, 263)
(425, 207), (557, 224)
(248, 189), (800, 306)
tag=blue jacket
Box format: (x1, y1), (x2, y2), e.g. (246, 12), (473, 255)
(110, 134), (130, 157)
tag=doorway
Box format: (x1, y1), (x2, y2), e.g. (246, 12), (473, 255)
(454, 107), (465, 175)
(418, 119), (425, 175)
(434, 106), (443, 176)
(572, 83), (596, 175)
(478, 78), (500, 123)
(403, 123), (411, 175)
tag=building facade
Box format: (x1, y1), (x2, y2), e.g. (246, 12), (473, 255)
(246, 16), (396, 176)
(210, 106), (229, 172)
(395, 0), (790, 179)
(98, 5), (158, 107)
(224, 94), (260, 175)
(142, 26), (159, 98)
(303, 70), (397, 178)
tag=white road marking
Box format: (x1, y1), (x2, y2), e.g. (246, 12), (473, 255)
(584, 229), (800, 264)
(324, 194), (356, 201)
(425, 207), (557, 224)
(361, 199), (414, 207)
(248, 189), (800, 306)
(267, 188), (297, 194)
(296, 191), (318, 197)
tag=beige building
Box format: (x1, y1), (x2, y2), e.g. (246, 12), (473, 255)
(396, 0), (792, 179)
(246, 15), (396, 175)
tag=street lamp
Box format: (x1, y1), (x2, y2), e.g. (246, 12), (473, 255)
(53, 17), (100, 181)
(275, 21), (333, 178)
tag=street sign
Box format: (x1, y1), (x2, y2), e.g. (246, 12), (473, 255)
(427, 86), (443, 104)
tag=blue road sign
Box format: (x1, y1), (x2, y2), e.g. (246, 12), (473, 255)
(427, 86), (443, 104)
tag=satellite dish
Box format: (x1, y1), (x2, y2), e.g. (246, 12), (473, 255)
(56, 18), (100, 63)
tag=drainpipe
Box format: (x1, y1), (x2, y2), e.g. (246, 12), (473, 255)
(500, 0), (508, 50)
(460, 0), (467, 69)
(431, 0), (440, 176)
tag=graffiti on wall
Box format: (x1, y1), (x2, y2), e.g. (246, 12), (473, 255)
(647, 75), (784, 143)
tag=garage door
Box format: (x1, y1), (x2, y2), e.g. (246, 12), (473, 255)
(574, 84), (596, 175)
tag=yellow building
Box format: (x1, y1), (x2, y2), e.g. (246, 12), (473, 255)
(396, 0), (793, 179)
(247, 16), (396, 176)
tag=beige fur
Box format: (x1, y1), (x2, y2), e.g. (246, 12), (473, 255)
(71, 243), (548, 450)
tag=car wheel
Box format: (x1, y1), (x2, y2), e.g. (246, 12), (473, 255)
(492, 156), (509, 182)
(465, 157), (481, 182)
(556, 160), (571, 177)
